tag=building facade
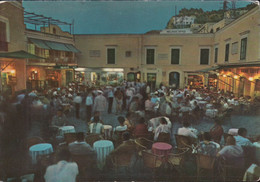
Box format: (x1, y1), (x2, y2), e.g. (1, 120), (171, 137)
(0, 1), (27, 94)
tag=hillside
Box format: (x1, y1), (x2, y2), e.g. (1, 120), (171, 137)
(166, 3), (257, 29)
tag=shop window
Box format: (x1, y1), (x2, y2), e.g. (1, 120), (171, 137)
(214, 47), (218, 63)
(200, 48), (209, 65)
(146, 49), (155, 64)
(107, 48), (115, 64)
(240, 37), (247, 60)
(0, 21), (8, 51)
(171, 48), (180, 65)
(147, 73), (156, 91)
(127, 72), (135, 82)
(28, 43), (35, 55)
(225, 44), (230, 62)
(169, 72), (180, 88)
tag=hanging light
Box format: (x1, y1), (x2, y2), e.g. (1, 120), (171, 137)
(249, 77), (254, 81)
(234, 75), (238, 79)
(223, 74), (227, 78)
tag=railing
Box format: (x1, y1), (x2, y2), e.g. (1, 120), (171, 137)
(28, 56), (76, 64)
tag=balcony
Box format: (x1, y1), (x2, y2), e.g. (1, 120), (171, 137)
(28, 56), (77, 65)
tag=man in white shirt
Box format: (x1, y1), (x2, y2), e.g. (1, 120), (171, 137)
(44, 149), (78, 182)
(234, 128), (253, 147)
(177, 120), (197, 139)
(93, 91), (107, 118)
(73, 93), (82, 119)
(85, 91), (93, 122)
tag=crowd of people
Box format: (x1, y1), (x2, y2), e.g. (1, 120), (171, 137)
(0, 81), (259, 181)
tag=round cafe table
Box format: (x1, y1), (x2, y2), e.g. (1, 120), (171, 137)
(228, 128), (238, 136)
(59, 126), (75, 136)
(93, 140), (114, 169)
(152, 142), (172, 159)
(29, 143), (53, 164)
(103, 125), (113, 139)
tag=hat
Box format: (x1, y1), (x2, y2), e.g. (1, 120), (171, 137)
(97, 90), (103, 94)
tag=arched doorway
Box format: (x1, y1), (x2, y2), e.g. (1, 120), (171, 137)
(169, 72), (180, 88)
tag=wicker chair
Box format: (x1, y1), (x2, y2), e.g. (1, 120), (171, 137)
(27, 136), (44, 150)
(135, 137), (154, 157)
(168, 148), (189, 173)
(85, 134), (103, 147)
(142, 150), (164, 173)
(111, 151), (135, 174)
(196, 154), (216, 181)
(174, 134), (197, 151)
(64, 133), (77, 144)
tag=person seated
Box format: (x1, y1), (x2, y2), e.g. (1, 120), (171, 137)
(129, 97), (139, 113)
(105, 132), (136, 169)
(154, 117), (171, 141)
(124, 112), (133, 129)
(114, 116), (127, 132)
(44, 148), (79, 182)
(133, 117), (149, 138)
(253, 135), (260, 165)
(197, 132), (220, 156)
(217, 136), (244, 168)
(209, 119), (224, 144)
(69, 132), (97, 158)
(89, 111), (103, 125)
(51, 109), (68, 128)
(234, 128), (253, 147)
(177, 120), (198, 139)
(89, 116), (104, 134)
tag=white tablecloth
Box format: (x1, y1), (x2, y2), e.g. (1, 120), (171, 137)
(59, 126), (75, 136)
(93, 140), (114, 169)
(148, 116), (171, 131)
(103, 125), (113, 139)
(29, 143), (53, 164)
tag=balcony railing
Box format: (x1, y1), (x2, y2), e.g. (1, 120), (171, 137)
(28, 56), (76, 64)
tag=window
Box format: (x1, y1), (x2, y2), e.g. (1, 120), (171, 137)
(214, 47), (218, 63)
(53, 28), (56, 34)
(28, 43), (35, 55)
(225, 44), (230, 62)
(240, 37), (247, 60)
(171, 48), (180, 64)
(107, 48), (115, 64)
(0, 21), (7, 51)
(146, 49), (155, 64)
(200, 49), (209, 65)
(125, 51), (131, 57)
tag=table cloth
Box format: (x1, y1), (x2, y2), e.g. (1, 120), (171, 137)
(29, 143), (53, 164)
(93, 140), (114, 169)
(205, 109), (218, 118)
(103, 125), (113, 139)
(243, 164), (260, 181)
(152, 142), (172, 157)
(59, 126), (75, 136)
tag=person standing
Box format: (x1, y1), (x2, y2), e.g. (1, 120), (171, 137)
(73, 93), (82, 119)
(85, 91), (93, 123)
(93, 91), (107, 118)
(114, 88), (123, 114)
(107, 87), (114, 114)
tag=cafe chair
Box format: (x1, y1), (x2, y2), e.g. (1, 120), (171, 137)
(135, 137), (154, 157)
(174, 134), (196, 152)
(64, 133), (77, 144)
(196, 154), (216, 181)
(142, 150), (164, 175)
(71, 154), (97, 176)
(157, 132), (171, 144)
(111, 151), (135, 175)
(85, 134), (103, 147)
(113, 130), (126, 148)
(168, 148), (189, 174)
(27, 136), (44, 150)
(134, 132), (154, 141)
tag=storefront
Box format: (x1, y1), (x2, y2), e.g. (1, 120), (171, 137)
(217, 63), (260, 98)
(75, 68), (124, 86)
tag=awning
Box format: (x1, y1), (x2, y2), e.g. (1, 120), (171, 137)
(65, 44), (80, 53)
(0, 50), (45, 59)
(218, 61), (260, 68)
(44, 41), (71, 52)
(29, 38), (80, 53)
(29, 38), (50, 49)
(196, 66), (219, 73)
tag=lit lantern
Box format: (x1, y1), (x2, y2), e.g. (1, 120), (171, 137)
(234, 75), (238, 79)
(249, 77), (254, 81)
(223, 75), (227, 78)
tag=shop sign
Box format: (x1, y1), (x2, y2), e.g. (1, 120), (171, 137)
(54, 65), (77, 69)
